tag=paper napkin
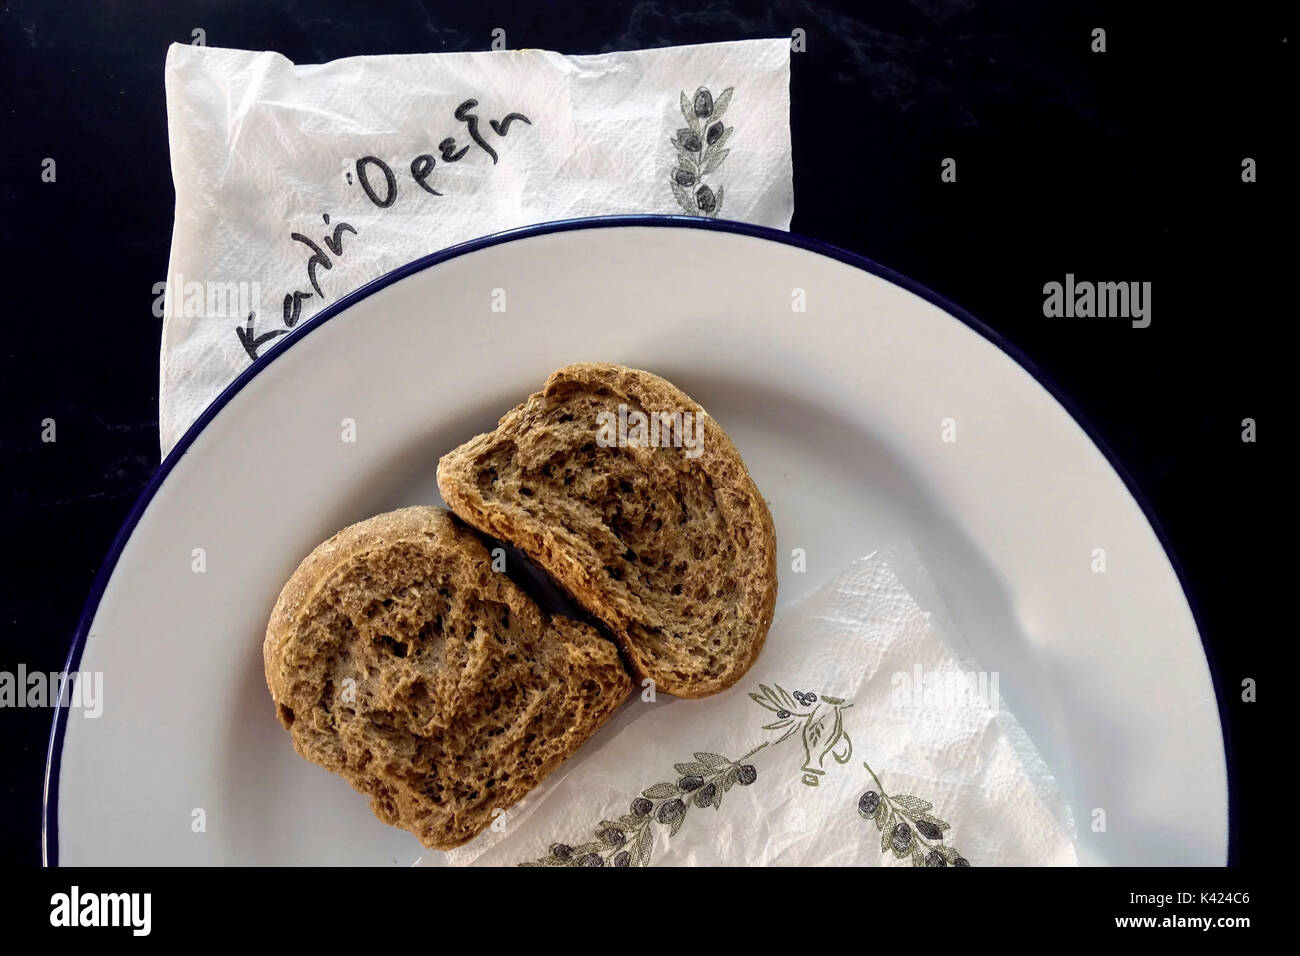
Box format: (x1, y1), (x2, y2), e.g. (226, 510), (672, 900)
(158, 39), (793, 453)
(426, 547), (1078, 867)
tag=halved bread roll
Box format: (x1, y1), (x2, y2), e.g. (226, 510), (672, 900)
(437, 363), (777, 699)
(263, 506), (631, 850)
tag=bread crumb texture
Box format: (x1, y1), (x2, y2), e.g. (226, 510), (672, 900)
(264, 506), (632, 850)
(438, 363), (777, 699)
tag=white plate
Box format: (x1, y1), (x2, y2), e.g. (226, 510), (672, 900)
(46, 218), (1228, 865)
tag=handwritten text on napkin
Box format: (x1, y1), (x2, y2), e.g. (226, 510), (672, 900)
(158, 39), (793, 452)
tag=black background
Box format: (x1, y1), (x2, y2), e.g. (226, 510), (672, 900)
(0, 0), (1277, 868)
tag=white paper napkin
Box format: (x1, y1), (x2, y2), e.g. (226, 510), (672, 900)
(158, 39), (793, 453)
(424, 547), (1078, 867)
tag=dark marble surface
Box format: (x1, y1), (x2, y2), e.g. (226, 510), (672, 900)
(0, 0), (1276, 867)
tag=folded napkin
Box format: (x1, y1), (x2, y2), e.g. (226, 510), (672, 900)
(158, 39), (794, 453)
(425, 547), (1078, 867)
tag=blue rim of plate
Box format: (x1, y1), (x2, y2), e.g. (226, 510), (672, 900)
(43, 214), (1236, 866)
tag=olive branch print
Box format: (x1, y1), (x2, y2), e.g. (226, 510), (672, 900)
(857, 762), (971, 867)
(517, 682), (974, 867)
(670, 85), (734, 218)
(519, 683), (847, 867)
(748, 683), (853, 786)
(518, 746), (767, 867)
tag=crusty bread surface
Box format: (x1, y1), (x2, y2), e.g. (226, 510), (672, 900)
(264, 505), (632, 850)
(437, 363), (777, 698)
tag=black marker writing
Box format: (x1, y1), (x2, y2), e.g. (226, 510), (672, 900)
(283, 290), (312, 328)
(321, 213), (357, 257)
(490, 112), (532, 136)
(438, 137), (469, 163)
(235, 97), (534, 361)
(410, 154), (442, 195)
(236, 311), (288, 360)
(289, 232), (333, 299)
(355, 156), (397, 208)
(455, 99), (497, 164)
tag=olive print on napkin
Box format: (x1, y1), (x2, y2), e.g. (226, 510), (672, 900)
(858, 763), (970, 868)
(670, 86), (733, 218)
(518, 682), (973, 867)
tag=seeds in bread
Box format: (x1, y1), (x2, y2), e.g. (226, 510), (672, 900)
(437, 363), (777, 699)
(263, 506), (632, 850)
